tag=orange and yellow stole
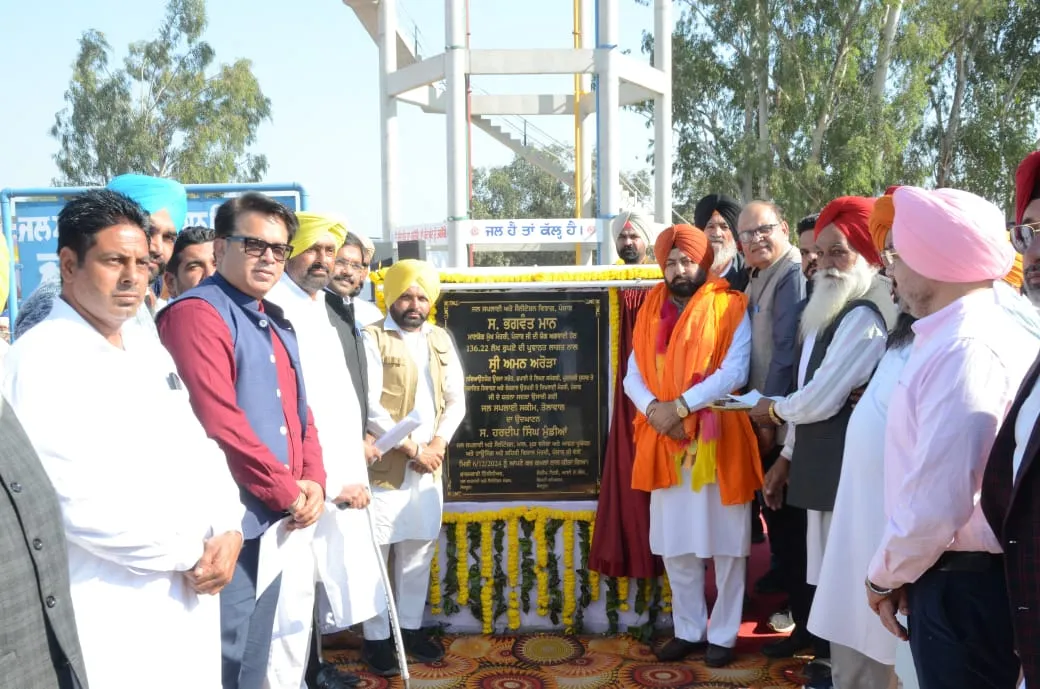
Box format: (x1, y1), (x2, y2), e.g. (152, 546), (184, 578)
(630, 279), (762, 505)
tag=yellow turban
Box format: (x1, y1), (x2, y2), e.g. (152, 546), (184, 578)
(0, 233), (9, 312)
(383, 259), (440, 307)
(1004, 230), (1024, 290)
(291, 212), (348, 257)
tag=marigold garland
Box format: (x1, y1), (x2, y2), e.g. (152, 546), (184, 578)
(562, 519), (576, 630)
(456, 521), (469, 606)
(662, 571), (673, 613)
(429, 539), (442, 614)
(608, 288), (620, 383)
(617, 576), (630, 612)
(480, 521), (494, 633)
(535, 511), (549, 617)
(588, 521), (600, 602)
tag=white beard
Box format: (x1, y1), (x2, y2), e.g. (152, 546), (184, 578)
(800, 255), (875, 340)
(711, 241), (737, 275)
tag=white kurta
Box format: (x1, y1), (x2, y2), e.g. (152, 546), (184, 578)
(264, 278), (386, 688)
(3, 298), (243, 689)
(352, 297), (385, 327)
(808, 346), (910, 665)
(777, 306), (888, 584)
(624, 314), (754, 558)
(268, 276), (384, 626)
(363, 316), (466, 545)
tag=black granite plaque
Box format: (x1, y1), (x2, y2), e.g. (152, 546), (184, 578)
(437, 290), (609, 501)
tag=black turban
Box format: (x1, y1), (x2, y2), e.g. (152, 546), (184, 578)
(693, 194), (743, 242)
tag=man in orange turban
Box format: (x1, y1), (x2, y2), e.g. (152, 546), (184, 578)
(626, 224), (762, 667)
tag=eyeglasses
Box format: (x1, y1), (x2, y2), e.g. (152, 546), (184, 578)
(224, 236), (293, 263)
(1010, 222), (1040, 254)
(335, 258), (366, 271)
(737, 223), (779, 243)
(880, 249), (900, 268)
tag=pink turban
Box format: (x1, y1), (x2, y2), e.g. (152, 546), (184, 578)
(816, 196), (882, 267)
(892, 186), (1013, 283)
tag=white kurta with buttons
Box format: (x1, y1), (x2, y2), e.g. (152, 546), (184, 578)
(3, 298), (244, 689)
(363, 316), (466, 545)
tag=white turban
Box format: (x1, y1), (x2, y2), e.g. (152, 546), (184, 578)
(611, 210), (662, 245)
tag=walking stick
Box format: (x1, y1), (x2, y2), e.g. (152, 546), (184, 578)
(364, 506), (411, 689)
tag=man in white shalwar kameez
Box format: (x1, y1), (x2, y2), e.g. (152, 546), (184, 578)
(264, 213), (385, 689)
(3, 189), (244, 689)
(362, 259), (465, 677)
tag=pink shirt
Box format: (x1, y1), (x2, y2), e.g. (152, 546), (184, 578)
(868, 289), (1038, 590)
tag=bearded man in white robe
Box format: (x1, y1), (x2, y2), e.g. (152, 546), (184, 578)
(3, 189), (244, 689)
(750, 196), (897, 681)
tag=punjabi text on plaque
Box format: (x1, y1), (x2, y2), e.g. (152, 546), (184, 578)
(438, 291), (609, 501)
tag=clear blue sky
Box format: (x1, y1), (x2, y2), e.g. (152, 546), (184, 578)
(0, 0), (667, 238)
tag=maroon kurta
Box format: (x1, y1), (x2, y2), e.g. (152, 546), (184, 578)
(589, 288), (663, 579)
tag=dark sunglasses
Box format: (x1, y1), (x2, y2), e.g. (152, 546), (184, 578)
(224, 236), (293, 263)
(1010, 222), (1040, 254)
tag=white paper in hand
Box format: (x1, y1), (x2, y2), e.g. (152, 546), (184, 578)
(726, 390), (783, 407)
(374, 411), (423, 454)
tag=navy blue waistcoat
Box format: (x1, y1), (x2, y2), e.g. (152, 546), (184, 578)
(175, 273), (309, 539)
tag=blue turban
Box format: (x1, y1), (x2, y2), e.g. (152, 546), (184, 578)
(107, 174), (188, 232)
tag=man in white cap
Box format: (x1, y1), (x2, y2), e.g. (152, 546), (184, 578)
(611, 210), (661, 265)
(866, 186), (1038, 688)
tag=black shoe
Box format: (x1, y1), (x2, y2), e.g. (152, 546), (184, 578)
(314, 664), (360, 689)
(762, 629), (812, 659)
(784, 659), (833, 688)
(403, 628), (444, 663)
(653, 637), (707, 662)
(704, 644), (734, 668)
(754, 568), (785, 595)
(362, 639), (401, 677)
(804, 659), (833, 688)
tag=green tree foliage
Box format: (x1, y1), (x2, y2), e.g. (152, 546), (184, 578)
(639, 0), (1040, 219)
(51, 0), (271, 185)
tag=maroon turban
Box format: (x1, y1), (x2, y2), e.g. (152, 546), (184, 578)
(654, 224), (714, 273)
(815, 196), (882, 267)
(1015, 151), (1040, 224)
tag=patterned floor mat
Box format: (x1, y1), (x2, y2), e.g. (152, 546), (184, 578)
(325, 633), (807, 688)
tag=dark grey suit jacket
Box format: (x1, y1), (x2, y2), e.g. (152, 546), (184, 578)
(0, 398), (88, 688)
(324, 291), (370, 432)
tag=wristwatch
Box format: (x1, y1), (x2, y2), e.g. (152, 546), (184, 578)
(674, 397), (690, 419)
(865, 578), (894, 596)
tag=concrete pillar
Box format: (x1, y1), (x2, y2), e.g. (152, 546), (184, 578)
(580, 0), (594, 223)
(653, 0), (673, 228)
(445, 0), (469, 268)
(597, 0), (620, 264)
(378, 0), (398, 243)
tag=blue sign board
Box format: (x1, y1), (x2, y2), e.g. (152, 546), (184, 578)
(8, 191), (300, 302)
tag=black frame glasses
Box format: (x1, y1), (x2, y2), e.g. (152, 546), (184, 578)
(737, 223), (779, 243)
(224, 236), (293, 263)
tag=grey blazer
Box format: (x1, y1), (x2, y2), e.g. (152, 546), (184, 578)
(0, 398), (89, 688)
